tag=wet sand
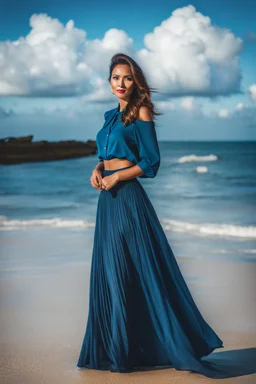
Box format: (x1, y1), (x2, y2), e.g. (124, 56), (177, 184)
(0, 257), (255, 383)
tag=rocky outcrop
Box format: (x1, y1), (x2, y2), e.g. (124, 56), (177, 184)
(0, 135), (98, 164)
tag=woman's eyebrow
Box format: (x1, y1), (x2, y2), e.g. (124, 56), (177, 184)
(112, 74), (133, 77)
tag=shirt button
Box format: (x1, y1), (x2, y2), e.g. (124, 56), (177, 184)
(104, 147), (106, 149)
(107, 134), (109, 136)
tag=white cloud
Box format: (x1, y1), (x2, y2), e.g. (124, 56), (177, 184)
(156, 100), (175, 111)
(0, 14), (134, 97)
(236, 102), (245, 110)
(248, 84), (256, 103)
(0, 14), (91, 96)
(84, 29), (134, 74)
(218, 109), (229, 118)
(0, 6), (243, 98)
(180, 97), (196, 111)
(136, 5), (242, 97)
(81, 77), (114, 103)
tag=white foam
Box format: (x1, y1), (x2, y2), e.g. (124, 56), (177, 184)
(211, 249), (256, 254)
(161, 218), (256, 239)
(178, 154), (218, 163)
(0, 216), (95, 230)
(196, 166), (208, 173)
(241, 249), (256, 254)
(1, 216), (255, 239)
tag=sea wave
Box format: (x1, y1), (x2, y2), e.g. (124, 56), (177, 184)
(211, 249), (256, 254)
(0, 216), (95, 230)
(178, 154), (218, 163)
(196, 166), (208, 173)
(161, 218), (256, 239)
(1, 215), (255, 239)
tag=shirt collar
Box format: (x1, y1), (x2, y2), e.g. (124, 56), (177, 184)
(116, 102), (126, 114)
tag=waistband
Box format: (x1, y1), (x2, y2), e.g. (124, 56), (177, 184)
(103, 165), (134, 175)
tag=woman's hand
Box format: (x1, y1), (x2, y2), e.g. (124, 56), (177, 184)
(101, 173), (120, 191)
(90, 168), (103, 191)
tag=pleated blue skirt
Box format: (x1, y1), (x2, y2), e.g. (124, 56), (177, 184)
(77, 166), (224, 376)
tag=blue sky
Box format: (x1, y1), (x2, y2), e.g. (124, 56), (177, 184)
(0, 0), (256, 140)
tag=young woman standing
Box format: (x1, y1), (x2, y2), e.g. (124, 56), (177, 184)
(77, 53), (224, 376)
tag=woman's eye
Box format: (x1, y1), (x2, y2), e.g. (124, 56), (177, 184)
(112, 77), (133, 81)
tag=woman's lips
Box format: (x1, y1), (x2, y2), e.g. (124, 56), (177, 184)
(117, 90), (126, 93)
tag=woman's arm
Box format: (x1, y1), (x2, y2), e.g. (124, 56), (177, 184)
(115, 164), (145, 181)
(116, 107), (160, 181)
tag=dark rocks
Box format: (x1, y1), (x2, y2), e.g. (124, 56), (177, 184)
(0, 135), (98, 165)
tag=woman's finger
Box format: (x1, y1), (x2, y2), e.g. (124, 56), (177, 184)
(95, 178), (102, 188)
(90, 177), (102, 190)
(96, 175), (102, 183)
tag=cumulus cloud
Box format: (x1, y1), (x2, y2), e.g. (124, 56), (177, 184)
(84, 29), (134, 74)
(248, 84), (256, 103)
(156, 100), (175, 111)
(218, 109), (229, 118)
(216, 103), (256, 125)
(155, 97), (256, 125)
(0, 6), (243, 98)
(136, 5), (243, 97)
(0, 14), (134, 97)
(178, 97), (203, 117)
(236, 102), (245, 110)
(180, 97), (196, 111)
(0, 14), (91, 96)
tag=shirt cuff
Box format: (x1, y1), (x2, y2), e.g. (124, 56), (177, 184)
(136, 159), (156, 178)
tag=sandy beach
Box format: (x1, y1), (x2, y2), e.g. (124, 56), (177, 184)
(1, 248), (255, 384)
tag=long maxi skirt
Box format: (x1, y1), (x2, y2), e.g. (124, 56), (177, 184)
(77, 166), (224, 376)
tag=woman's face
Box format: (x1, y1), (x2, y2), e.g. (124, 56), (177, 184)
(110, 64), (135, 102)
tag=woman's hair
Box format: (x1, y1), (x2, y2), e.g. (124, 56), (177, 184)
(108, 53), (162, 126)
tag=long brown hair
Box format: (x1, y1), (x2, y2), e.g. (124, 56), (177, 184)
(108, 53), (162, 126)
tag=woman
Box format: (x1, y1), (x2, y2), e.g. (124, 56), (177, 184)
(77, 53), (224, 376)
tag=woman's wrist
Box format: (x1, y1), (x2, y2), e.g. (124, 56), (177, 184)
(114, 172), (120, 182)
(95, 161), (104, 172)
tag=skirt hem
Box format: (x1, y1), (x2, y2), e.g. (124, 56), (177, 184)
(76, 341), (224, 373)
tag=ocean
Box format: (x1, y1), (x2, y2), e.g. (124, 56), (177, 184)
(1, 141), (255, 277)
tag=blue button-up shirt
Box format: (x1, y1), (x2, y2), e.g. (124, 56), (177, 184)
(96, 104), (161, 178)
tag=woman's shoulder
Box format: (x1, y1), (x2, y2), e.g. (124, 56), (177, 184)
(133, 106), (155, 132)
(136, 106), (153, 122)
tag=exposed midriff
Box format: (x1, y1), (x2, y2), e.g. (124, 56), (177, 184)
(103, 158), (134, 170)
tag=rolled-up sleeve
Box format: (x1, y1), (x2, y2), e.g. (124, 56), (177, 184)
(134, 120), (161, 178)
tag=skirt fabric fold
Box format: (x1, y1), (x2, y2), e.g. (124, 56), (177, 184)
(77, 166), (224, 375)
